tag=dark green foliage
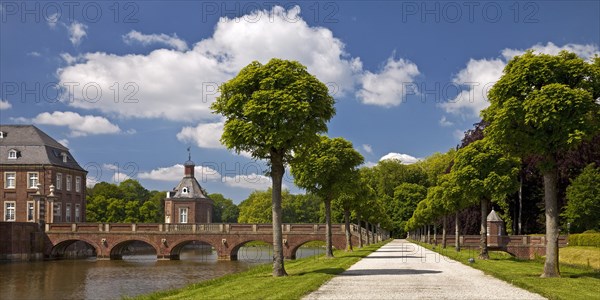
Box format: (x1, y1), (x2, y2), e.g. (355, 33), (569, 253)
(237, 189), (322, 223)
(563, 164), (600, 232)
(209, 193), (240, 223)
(86, 179), (164, 223)
(390, 183), (427, 236)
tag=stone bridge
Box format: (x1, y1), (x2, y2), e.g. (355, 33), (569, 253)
(45, 223), (385, 260)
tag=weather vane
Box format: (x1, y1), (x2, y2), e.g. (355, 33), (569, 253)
(187, 146), (191, 161)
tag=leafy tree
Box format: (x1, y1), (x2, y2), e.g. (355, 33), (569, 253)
(211, 59), (335, 276)
(285, 193), (322, 224)
(563, 163), (600, 232)
(238, 190), (273, 223)
(482, 51), (600, 277)
(392, 183), (428, 237)
(291, 136), (364, 257)
(86, 180), (163, 223)
(119, 179), (149, 204)
(210, 193), (240, 223)
(416, 149), (456, 186)
(451, 139), (520, 259)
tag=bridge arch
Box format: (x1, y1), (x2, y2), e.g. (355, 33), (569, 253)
(109, 238), (159, 260)
(289, 238), (327, 260)
(229, 237), (273, 261)
(169, 239), (218, 260)
(50, 238), (99, 259)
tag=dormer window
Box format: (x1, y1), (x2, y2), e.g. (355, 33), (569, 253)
(8, 149), (17, 159)
(61, 152), (68, 163)
(0, 131), (5, 138)
(182, 187), (189, 194)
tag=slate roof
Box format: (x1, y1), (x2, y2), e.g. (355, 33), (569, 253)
(172, 176), (210, 200)
(0, 125), (85, 171)
(487, 209), (503, 222)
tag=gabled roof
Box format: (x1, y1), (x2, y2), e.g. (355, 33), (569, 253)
(0, 125), (85, 171)
(487, 209), (503, 222)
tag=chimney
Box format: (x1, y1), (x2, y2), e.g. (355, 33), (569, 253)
(184, 160), (195, 178)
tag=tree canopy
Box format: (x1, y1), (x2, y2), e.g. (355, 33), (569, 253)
(291, 136), (364, 256)
(211, 58), (335, 276)
(482, 51), (600, 277)
(563, 163), (600, 233)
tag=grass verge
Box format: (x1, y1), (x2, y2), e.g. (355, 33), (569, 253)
(560, 246), (600, 270)
(412, 240), (600, 300)
(131, 240), (389, 300)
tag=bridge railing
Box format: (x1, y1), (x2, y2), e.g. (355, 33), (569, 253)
(45, 223), (358, 234)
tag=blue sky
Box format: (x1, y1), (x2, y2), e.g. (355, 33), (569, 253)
(1, 1), (599, 203)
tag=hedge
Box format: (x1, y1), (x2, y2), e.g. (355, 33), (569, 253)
(568, 233), (600, 247)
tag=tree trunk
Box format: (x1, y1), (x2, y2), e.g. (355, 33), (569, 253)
(433, 223), (437, 246)
(518, 174), (523, 235)
(479, 199), (489, 259)
(541, 169), (560, 277)
(357, 217), (363, 248)
(366, 222), (371, 245)
(344, 208), (353, 251)
(427, 224), (431, 244)
(270, 152), (287, 276)
(324, 197), (334, 258)
(455, 212), (460, 252)
(442, 215), (447, 249)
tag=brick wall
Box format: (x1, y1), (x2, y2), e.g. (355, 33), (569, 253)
(0, 222), (45, 261)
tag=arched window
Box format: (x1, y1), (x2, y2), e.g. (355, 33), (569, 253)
(182, 187), (189, 194)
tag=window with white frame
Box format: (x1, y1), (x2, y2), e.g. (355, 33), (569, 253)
(75, 176), (81, 193)
(27, 201), (35, 222)
(179, 207), (188, 224)
(53, 203), (62, 222)
(66, 175), (72, 191)
(4, 172), (16, 189)
(28, 172), (39, 189)
(65, 204), (71, 222)
(75, 204), (80, 222)
(4, 201), (16, 221)
(8, 149), (17, 159)
(56, 173), (62, 190)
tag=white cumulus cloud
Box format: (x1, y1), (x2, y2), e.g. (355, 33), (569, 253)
(68, 21), (88, 46)
(0, 99), (11, 110)
(56, 6), (417, 123)
(357, 56), (420, 107)
(123, 30), (189, 51)
(31, 111), (121, 137)
(222, 173), (278, 190)
(138, 164), (221, 182)
(379, 152), (420, 164)
(439, 116), (453, 127)
(362, 144), (373, 154)
(176, 121), (225, 149)
(440, 42), (600, 118)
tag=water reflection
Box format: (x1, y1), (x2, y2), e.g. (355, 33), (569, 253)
(1, 245), (324, 300)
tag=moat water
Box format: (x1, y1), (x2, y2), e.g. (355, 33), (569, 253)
(1, 245), (324, 300)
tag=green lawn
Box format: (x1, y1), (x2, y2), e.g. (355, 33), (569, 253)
(415, 241), (600, 300)
(132, 241), (388, 300)
(560, 246), (600, 270)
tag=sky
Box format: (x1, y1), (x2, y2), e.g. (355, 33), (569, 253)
(1, 1), (599, 203)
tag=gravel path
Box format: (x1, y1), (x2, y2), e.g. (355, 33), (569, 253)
(304, 239), (545, 300)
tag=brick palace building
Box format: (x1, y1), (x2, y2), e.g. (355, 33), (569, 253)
(0, 125), (87, 224)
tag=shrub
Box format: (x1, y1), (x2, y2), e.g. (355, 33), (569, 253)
(568, 233), (600, 247)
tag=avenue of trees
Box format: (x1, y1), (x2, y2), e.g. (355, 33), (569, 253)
(406, 51), (600, 278)
(86, 52), (599, 278)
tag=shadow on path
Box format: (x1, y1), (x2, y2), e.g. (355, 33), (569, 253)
(341, 268), (442, 276)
